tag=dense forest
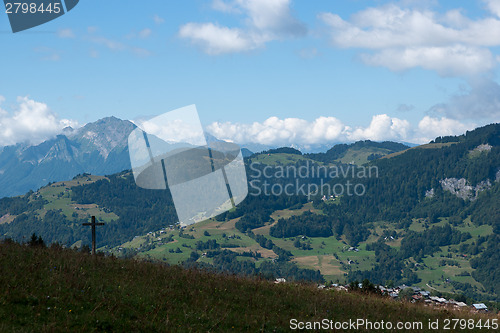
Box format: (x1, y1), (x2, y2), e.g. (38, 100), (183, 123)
(270, 211), (335, 238)
(353, 224), (473, 287)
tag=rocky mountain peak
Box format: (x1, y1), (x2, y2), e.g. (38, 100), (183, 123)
(73, 116), (136, 159)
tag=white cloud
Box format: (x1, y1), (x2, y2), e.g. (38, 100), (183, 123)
(360, 45), (495, 76)
(320, 6), (500, 49)
(415, 116), (474, 143)
(57, 28), (75, 38)
(319, 4), (500, 76)
(347, 114), (411, 142)
(179, 23), (263, 55)
(207, 116), (347, 145)
(237, 0), (306, 37)
(180, 0), (306, 54)
(206, 114), (476, 145)
(0, 97), (78, 147)
(484, 0), (500, 17)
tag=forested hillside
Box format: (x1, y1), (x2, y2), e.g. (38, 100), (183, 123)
(0, 123), (499, 301)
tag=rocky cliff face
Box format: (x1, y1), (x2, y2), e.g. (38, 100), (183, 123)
(0, 117), (136, 198)
(440, 177), (492, 201)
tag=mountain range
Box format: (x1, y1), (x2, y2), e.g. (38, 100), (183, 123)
(0, 117), (135, 198)
(0, 116), (411, 198)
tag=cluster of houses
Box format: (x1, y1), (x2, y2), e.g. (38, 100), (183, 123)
(321, 195), (338, 202)
(274, 279), (491, 313)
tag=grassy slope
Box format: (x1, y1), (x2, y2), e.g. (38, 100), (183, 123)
(125, 211), (492, 296)
(336, 147), (394, 165)
(382, 142), (458, 159)
(3, 173), (492, 300)
(250, 148), (399, 166)
(0, 242), (495, 333)
(36, 175), (118, 222)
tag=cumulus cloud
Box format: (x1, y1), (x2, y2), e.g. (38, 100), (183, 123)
(347, 114), (411, 142)
(415, 116), (474, 142)
(179, 0), (306, 54)
(319, 4), (500, 76)
(0, 97), (78, 147)
(484, 0), (500, 17)
(360, 46), (495, 76)
(207, 116), (347, 145)
(237, 0), (307, 37)
(206, 114), (471, 145)
(429, 77), (500, 120)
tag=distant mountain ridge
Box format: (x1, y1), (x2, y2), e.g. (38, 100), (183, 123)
(0, 116), (415, 197)
(305, 140), (410, 164)
(0, 117), (135, 198)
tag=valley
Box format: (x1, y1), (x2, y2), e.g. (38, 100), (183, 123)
(0, 123), (499, 308)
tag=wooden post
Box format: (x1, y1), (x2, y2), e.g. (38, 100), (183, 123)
(82, 216), (105, 255)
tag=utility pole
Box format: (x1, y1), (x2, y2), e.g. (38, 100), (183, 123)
(82, 216), (105, 255)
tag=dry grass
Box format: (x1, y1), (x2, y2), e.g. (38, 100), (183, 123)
(293, 255), (345, 276)
(227, 246), (278, 259)
(0, 241), (496, 332)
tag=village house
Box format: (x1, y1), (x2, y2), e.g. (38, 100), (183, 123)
(472, 303), (488, 312)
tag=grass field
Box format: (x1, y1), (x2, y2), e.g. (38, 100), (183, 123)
(249, 153), (315, 165)
(336, 147), (394, 165)
(35, 175), (119, 223)
(382, 142), (458, 159)
(1, 241), (495, 332)
(112, 204), (492, 294)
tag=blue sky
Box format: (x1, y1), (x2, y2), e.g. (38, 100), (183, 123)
(1, 0), (500, 147)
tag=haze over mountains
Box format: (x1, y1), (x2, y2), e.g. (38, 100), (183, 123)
(0, 116), (414, 198)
